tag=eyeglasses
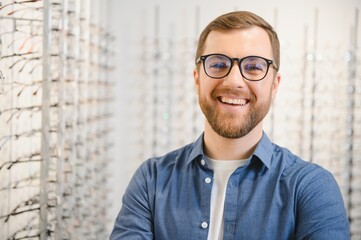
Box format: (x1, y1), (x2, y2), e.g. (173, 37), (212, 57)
(196, 53), (278, 81)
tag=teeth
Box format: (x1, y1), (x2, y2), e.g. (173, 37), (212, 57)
(220, 97), (246, 106)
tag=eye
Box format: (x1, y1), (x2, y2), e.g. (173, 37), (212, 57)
(205, 55), (230, 71)
(242, 57), (268, 74)
(244, 64), (264, 72)
(209, 62), (228, 69)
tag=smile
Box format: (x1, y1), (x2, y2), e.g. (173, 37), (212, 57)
(218, 96), (249, 106)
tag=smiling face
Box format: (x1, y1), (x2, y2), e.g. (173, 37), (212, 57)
(194, 27), (280, 139)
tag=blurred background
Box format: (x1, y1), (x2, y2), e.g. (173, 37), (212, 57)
(1, 0), (361, 239)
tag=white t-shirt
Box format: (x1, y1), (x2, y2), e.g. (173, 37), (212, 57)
(206, 157), (248, 240)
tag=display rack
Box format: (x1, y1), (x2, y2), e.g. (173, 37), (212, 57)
(0, 0), (115, 239)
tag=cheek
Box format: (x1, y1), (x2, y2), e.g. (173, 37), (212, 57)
(250, 82), (273, 101)
(195, 70), (212, 95)
(198, 77), (217, 96)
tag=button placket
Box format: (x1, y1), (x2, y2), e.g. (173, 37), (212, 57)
(199, 169), (212, 236)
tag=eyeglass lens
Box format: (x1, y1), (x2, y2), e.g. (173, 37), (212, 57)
(204, 55), (269, 80)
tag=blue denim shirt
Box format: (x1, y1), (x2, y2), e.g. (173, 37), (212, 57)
(110, 133), (350, 240)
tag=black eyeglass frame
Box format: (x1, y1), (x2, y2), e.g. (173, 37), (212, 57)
(195, 53), (278, 81)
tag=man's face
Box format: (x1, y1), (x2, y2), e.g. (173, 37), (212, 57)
(194, 26), (280, 139)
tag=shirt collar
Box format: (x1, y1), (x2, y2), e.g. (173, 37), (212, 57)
(187, 133), (205, 165)
(251, 132), (274, 169)
(187, 132), (274, 169)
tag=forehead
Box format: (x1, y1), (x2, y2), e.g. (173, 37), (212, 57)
(203, 26), (273, 58)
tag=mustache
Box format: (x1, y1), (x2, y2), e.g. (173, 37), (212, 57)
(211, 88), (253, 99)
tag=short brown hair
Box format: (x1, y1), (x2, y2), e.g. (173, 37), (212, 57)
(195, 11), (280, 70)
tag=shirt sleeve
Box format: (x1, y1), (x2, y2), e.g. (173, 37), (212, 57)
(109, 162), (154, 240)
(295, 167), (350, 240)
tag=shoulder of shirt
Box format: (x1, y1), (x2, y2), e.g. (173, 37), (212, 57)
(271, 142), (335, 183)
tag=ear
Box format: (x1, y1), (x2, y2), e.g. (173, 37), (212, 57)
(194, 68), (200, 95)
(271, 73), (281, 100)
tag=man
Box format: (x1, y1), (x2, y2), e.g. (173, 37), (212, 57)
(110, 11), (350, 239)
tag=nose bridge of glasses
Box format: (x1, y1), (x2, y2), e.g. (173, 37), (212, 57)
(225, 57), (247, 81)
(228, 57), (244, 75)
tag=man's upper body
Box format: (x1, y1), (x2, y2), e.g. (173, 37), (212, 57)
(110, 133), (350, 240)
(110, 11), (350, 239)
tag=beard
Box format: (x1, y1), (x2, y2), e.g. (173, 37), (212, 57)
(198, 88), (272, 139)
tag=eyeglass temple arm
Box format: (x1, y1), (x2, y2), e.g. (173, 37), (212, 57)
(195, 56), (201, 64)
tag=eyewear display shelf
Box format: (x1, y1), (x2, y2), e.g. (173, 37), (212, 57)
(0, 0), (115, 239)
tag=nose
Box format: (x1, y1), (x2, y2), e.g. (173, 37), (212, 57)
(223, 60), (246, 87)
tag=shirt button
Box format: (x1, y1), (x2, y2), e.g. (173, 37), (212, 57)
(204, 177), (212, 184)
(201, 222), (208, 229)
(200, 159), (206, 166)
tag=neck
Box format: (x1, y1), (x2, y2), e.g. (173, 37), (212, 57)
(203, 121), (263, 160)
